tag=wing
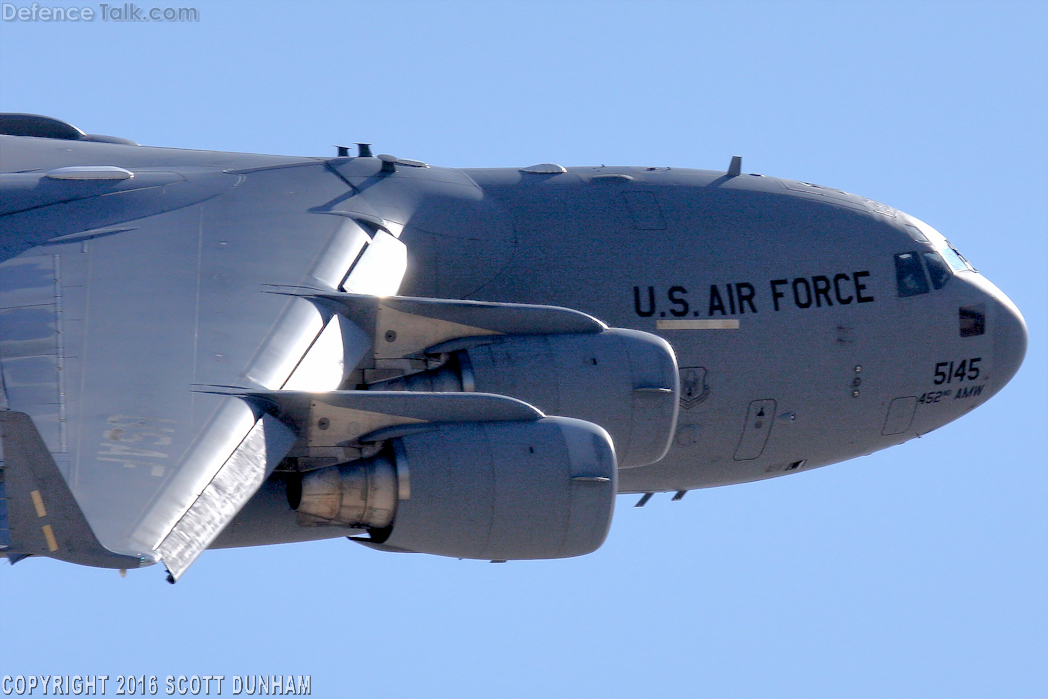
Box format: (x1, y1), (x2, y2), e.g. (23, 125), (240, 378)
(1, 131), (681, 580)
(0, 137), (403, 579)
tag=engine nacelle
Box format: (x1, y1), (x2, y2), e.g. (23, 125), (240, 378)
(369, 328), (679, 468)
(289, 417), (616, 560)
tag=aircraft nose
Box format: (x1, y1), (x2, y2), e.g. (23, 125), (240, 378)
(988, 283), (1027, 390)
(963, 272), (1028, 391)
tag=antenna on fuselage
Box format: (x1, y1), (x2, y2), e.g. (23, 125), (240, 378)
(727, 155), (742, 177)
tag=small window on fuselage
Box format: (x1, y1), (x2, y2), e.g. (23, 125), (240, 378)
(960, 305), (986, 337)
(904, 224), (929, 242)
(894, 252), (929, 297)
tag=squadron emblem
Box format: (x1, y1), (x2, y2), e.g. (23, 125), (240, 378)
(679, 366), (711, 409)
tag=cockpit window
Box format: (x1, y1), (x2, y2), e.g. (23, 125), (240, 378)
(941, 241), (976, 272)
(904, 218), (977, 273)
(894, 252), (929, 297)
(922, 251), (951, 289)
(904, 224), (929, 242)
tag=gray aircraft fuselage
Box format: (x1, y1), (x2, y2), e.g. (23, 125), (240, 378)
(435, 167), (1027, 493)
(0, 119), (1028, 572)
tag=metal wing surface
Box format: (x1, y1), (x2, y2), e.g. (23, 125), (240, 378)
(0, 141), (396, 578)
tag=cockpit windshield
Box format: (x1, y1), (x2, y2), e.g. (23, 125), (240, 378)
(937, 242), (972, 273)
(905, 217), (976, 273)
(922, 251), (951, 289)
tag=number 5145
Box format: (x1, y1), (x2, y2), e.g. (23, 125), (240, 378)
(934, 358), (981, 385)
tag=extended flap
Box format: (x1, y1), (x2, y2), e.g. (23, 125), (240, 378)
(155, 413), (297, 582)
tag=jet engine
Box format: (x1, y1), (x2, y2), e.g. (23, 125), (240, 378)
(368, 329), (679, 468)
(290, 293), (682, 469)
(288, 417), (616, 560)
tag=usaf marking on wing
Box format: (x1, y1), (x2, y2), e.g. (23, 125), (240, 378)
(0, 113), (1027, 582)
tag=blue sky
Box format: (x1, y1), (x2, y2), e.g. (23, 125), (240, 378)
(1, 1), (1045, 697)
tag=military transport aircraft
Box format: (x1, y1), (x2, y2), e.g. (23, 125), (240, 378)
(0, 114), (1027, 582)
